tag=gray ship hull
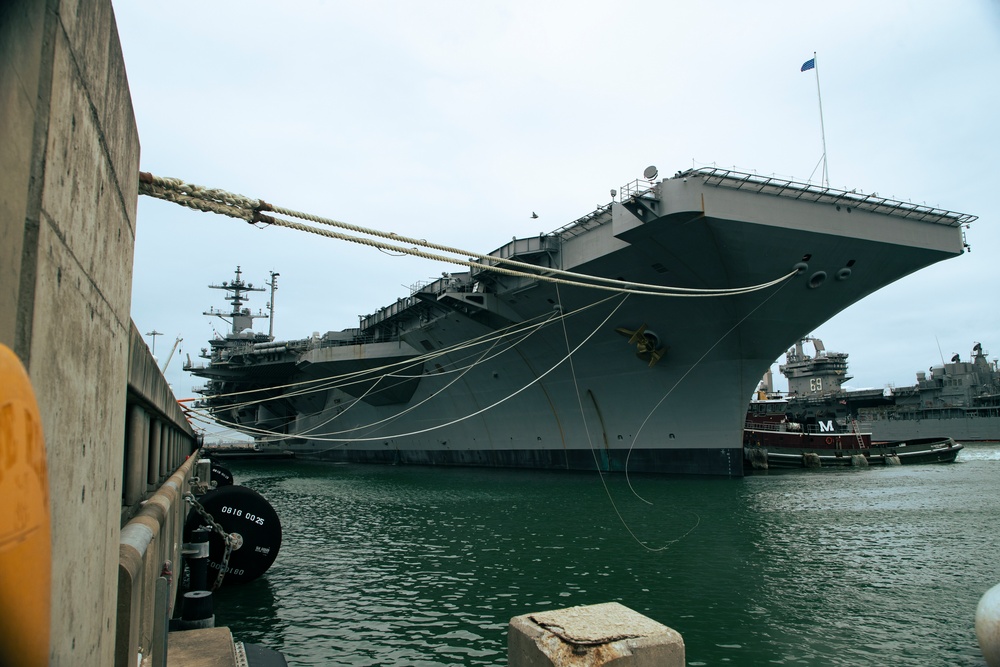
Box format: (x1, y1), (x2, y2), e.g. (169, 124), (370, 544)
(867, 415), (1000, 443)
(191, 168), (972, 476)
(853, 342), (1000, 444)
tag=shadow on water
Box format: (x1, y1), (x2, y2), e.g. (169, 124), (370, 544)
(211, 451), (1000, 666)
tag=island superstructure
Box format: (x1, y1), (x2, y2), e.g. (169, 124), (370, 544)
(187, 166), (975, 475)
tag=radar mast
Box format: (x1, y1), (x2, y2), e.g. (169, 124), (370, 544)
(203, 266), (268, 337)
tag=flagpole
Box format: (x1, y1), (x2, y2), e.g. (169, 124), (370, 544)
(812, 51), (829, 188)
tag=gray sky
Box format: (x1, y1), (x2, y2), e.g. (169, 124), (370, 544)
(115, 1), (999, 410)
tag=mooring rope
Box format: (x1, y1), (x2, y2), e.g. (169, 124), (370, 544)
(185, 293), (629, 444)
(621, 268), (800, 510)
(185, 297), (612, 444)
(187, 298), (585, 409)
(183, 304), (567, 437)
(555, 284), (701, 553)
(138, 171), (797, 298)
(289, 328), (511, 440)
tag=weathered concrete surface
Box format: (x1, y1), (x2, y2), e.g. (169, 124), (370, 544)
(1, 0), (139, 663)
(166, 628), (238, 667)
(508, 602), (685, 667)
(0, 1), (45, 349)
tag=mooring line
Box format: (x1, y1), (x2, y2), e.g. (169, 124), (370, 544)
(139, 170), (796, 298)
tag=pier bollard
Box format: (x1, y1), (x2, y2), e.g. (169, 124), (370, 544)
(179, 591), (214, 629)
(175, 526), (214, 629)
(977, 582), (1000, 666)
(508, 602), (684, 667)
(184, 526), (213, 592)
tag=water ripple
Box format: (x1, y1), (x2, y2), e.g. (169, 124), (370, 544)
(213, 453), (1000, 665)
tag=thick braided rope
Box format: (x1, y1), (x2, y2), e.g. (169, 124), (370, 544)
(263, 216), (795, 297)
(138, 171), (796, 296)
(139, 184), (256, 221)
(140, 173), (261, 211)
(264, 202), (752, 295)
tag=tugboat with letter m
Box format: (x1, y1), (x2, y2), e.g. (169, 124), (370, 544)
(744, 338), (962, 469)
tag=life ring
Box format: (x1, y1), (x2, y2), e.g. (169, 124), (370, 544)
(825, 436), (834, 445)
(184, 485), (282, 585)
(0, 344), (50, 666)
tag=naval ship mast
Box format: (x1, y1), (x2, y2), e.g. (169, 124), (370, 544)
(202, 266), (272, 355)
(189, 267), (293, 440)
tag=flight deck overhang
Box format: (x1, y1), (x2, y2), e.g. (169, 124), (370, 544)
(656, 168), (972, 255)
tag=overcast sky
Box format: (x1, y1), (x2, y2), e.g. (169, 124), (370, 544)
(114, 1), (999, 418)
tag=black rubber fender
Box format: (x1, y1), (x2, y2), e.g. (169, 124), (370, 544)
(184, 485), (282, 585)
(210, 463), (234, 487)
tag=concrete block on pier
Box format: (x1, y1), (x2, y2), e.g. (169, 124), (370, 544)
(508, 602), (684, 666)
(167, 627), (237, 667)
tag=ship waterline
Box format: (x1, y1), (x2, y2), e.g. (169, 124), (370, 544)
(187, 167), (973, 475)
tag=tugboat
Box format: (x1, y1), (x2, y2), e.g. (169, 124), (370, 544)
(744, 338), (962, 469)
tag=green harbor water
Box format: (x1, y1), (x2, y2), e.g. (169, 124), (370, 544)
(211, 445), (1000, 666)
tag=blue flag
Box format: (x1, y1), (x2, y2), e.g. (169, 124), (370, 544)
(801, 58), (815, 72)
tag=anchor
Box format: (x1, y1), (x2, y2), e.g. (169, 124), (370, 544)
(615, 324), (667, 368)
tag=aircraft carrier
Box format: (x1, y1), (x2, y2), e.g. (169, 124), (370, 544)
(187, 166), (975, 475)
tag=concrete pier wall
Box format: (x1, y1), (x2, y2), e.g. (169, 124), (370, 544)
(1, 0), (196, 664)
(122, 323), (199, 521)
(118, 451), (198, 667)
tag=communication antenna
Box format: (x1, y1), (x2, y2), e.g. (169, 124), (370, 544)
(268, 271), (280, 341)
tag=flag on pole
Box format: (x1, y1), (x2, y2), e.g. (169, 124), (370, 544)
(800, 58), (816, 72)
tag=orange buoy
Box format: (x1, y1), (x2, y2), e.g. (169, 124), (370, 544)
(0, 343), (51, 666)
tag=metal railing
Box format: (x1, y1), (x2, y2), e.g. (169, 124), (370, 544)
(549, 203), (615, 240)
(694, 167), (978, 227)
(745, 420), (872, 434)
